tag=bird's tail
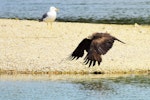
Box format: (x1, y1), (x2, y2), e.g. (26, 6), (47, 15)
(39, 19), (43, 22)
(114, 37), (125, 44)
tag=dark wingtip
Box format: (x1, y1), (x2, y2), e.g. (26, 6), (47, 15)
(70, 54), (81, 60)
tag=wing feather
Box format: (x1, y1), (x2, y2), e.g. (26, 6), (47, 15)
(84, 36), (115, 67)
(84, 49), (102, 67)
(71, 38), (91, 60)
(96, 37), (115, 55)
(39, 13), (47, 22)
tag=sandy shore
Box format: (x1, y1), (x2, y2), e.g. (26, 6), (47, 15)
(0, 19), (150, 74)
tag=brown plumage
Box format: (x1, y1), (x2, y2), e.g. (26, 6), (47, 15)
(71, 32), (125, 67)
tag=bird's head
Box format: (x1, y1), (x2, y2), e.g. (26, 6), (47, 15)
(50, 6), (59, 12)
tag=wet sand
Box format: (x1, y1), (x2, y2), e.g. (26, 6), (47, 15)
(0, 19), (150, 74)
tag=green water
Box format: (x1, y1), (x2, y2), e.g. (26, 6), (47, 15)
(0, 74), (150, 100)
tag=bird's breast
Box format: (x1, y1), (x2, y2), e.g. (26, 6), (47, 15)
(44, 12), (57, 22)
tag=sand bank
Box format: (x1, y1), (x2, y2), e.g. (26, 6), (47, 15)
(0, 19), (150, 74)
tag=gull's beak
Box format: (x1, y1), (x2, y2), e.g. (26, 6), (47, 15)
(56, 8), (59, 12)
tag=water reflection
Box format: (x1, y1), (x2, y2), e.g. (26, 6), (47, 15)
(73, 79), (114, 92)
(109, 75), (150, 87)
(72, 74), (150, 100)
(72, 74), (150, 91)
(0, 74), (150, 100)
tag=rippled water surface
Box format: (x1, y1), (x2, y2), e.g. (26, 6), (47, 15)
(0, 74), (150, 100)
(0, 0), (150, 24)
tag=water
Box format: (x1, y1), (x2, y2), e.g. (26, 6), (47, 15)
(0, 74), (150, 100)
(0, 0), (150, 24)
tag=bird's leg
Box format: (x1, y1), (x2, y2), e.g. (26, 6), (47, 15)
(46, 22), (53, 30)
(46, 22), (49, 29)
(50, 22), (53, 29)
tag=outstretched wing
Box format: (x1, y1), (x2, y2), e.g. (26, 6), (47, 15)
(84, 36), (115, 67)
(96, 37), (115, 55)
(71, 38), (91, 60)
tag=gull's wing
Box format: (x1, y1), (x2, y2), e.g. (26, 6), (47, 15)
(39, 13), (47, 22)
